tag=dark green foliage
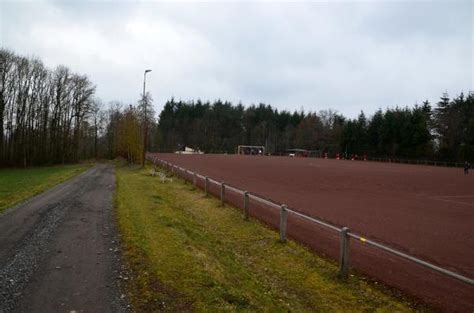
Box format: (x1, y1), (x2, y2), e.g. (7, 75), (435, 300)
(158, 99), (336, 154)
(157, 93), (473, 162)
(434, 93), (474, 161)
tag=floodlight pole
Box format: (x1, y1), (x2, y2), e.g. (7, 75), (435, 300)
(142, 69), (152, 168)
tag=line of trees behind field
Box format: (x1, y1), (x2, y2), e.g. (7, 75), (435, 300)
(2, 48), (472, 166)
(158, 94), (474, 162)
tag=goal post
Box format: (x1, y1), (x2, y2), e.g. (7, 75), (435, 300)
(237, 145), (265, 155)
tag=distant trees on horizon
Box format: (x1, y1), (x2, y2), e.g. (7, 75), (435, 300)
(1, 48), (472, 167)
(158, 93), (474, 162)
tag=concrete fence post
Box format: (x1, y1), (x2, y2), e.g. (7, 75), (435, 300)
(280, 204), (288, 242)
(243, 191), (249, 221)
(205, 177), (209, 196)
(220, 183), (226, 206)
(184, 170), (188, 184)
(339, 227), (350, 279)
(193, 173), (197, 186)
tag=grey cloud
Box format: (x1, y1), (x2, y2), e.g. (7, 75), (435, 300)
(0, 0), (472, 118)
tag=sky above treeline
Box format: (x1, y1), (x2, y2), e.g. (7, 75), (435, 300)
(0, 0), (472, 118)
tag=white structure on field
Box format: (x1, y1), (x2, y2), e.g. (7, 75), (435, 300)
(175, 146), (204, 154)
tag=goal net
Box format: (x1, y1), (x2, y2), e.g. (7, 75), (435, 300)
(237, 145), (265, 155)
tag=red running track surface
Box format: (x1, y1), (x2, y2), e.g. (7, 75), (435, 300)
(153, 153), (474, 312)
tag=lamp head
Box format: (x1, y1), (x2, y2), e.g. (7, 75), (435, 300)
(145, 69), (152, 73)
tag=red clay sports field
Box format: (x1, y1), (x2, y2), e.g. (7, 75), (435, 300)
(153, 153), (474, 312)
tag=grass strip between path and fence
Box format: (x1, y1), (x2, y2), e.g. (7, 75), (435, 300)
(115, 165), (424, 312)
(0, 164), (92, 214)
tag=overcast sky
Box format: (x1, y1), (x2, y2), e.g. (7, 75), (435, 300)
(1, 0), (472, 118)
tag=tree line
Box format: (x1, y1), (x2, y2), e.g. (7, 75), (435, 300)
(2, 48), (472, 166)
(0, 48), (99, 166)
(0, 48), (157, 167)
(101, 96), (157, 164)
(158, 94), (473, 162)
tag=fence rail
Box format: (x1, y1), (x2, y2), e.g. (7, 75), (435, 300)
(148, 155), (474, 286)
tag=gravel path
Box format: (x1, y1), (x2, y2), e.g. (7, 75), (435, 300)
(0, 164), (127, 313)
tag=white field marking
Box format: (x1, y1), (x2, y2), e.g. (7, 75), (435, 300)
(307, 162), (411, 173)
(435, 195), (474, 198)
(432, 195), (474, 207)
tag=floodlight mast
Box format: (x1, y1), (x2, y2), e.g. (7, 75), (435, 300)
(142, 69), (152, 168)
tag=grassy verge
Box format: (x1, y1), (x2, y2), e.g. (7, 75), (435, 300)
(0, 164), (92, 213)
(115, 165), (419, 312)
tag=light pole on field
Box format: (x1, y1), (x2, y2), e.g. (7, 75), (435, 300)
(142, 69), (152, 168)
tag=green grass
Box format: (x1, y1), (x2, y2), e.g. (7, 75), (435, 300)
(0, 164), (91, 213)
(115, 165), (422, 312)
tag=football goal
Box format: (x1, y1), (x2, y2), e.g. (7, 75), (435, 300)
(237, 145), (265, 155)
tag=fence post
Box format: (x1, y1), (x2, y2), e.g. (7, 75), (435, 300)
(339, 227), (350, 279)
(193, 172), (197, 186)
(280, 204), (288, 242)
(243, 191), (249, 221)
(220, 183), (226, 206)
(205, 177), (209, 196)
(184, 170), (188, 184)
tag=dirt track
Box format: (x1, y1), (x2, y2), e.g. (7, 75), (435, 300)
(155, 153), (474, 312)
(0, 165), (126, 313)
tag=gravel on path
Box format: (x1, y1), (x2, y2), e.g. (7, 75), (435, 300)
(0, 164), (128, 313)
